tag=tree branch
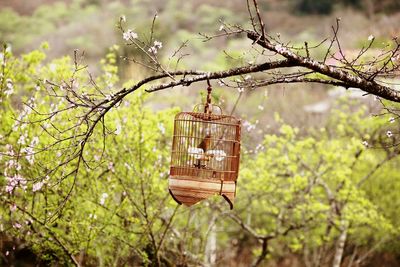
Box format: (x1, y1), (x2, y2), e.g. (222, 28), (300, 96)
(247, 31), (400, 102)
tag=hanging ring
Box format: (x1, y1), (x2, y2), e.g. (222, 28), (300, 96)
(193, 104), (223, 115)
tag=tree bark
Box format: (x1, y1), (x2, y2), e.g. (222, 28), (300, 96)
(332, 221), (348, 267)
(204, 216), (217, 267)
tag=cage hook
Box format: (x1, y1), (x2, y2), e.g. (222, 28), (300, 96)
(204, 79), (212, 114)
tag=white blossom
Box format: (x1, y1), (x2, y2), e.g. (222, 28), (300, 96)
(148, 46), (158, 54)
(258, 105), (264, 111)
(276, 44), (285, 53)
(148, 40), (163, 54)
(389, 117), (396, 123)
(362, 140), (368, 147)
(386, 130), (393, 138)
(100, 193), (109, 205)
(120, 15), (126, 22)
(255, 143), (265, 152)
(21, 146), (35, 165)
(243, 120), (256, 132)
(158, 122), (166, 135)
(153, 40), (162, 49)
(108, 162), (115, 172)
(237, 87), (244, 93)
(219, 25), (224, 31)
(15, 162), (21, 171)
(105, 94), (114, 101)
(368, 35), (374, 41)
(17, 134), (28, 145)
(123, 29), (138, 41)
(32, 181), (44, 192)
(4, 79), (14, 96)
(115, 123), (122, 135)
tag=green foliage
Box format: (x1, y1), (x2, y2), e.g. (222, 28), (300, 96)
(0, 45), (180, 265)
(1, 38), (400, 267)
(238, 105), (399, 257)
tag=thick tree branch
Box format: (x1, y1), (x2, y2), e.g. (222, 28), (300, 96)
(253, 77), (349, 87)
(145, 59), (295, 92)
(247, 31), (400, 102)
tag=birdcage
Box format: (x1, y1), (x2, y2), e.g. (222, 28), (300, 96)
(169, 83), (241, 209)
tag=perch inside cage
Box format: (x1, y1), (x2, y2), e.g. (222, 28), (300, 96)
(169, 83), (241, 209)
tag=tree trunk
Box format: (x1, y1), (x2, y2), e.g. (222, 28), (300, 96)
(204, 216), (217, 267)
(332, 221), (348, 267)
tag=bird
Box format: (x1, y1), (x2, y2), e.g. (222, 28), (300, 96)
(194, 133), (212, 168)
(198, 133), (211, 153)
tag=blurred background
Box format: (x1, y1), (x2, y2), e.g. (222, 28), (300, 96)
(0, 0), (400, 137)
(2, 0), (399, 129)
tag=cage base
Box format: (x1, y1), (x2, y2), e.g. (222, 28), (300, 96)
(168, 176), (236, 209)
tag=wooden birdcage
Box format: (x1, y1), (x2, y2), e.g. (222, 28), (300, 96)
(169, 83), (241, 209)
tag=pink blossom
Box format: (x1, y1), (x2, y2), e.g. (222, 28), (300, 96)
(5, 174), (27, 193)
